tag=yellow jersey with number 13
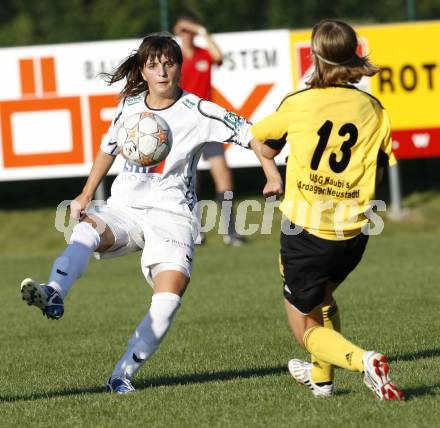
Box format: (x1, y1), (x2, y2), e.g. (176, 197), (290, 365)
(251, 85), (396, 240)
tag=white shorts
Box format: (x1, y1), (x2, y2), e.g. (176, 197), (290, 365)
(88, 201), (196, 284)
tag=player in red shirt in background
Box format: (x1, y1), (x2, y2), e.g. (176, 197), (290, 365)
(174, 15), (245, 246)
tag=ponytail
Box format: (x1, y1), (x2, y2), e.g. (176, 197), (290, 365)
(101, 50), (147, 99)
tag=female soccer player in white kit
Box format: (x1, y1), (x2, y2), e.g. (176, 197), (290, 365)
(20, 33), (283, 393)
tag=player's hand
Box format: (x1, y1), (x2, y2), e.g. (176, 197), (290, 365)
(263, 176), (284, 198)
(70, 193), (92, 220)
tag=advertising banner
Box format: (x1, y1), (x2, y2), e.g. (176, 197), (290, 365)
(209, 30), (292, 168)
(1, 22), (439, 182)
(0, 30), (292, 181)
(289, 21), (440, 160)
(0, 40), (130, 181)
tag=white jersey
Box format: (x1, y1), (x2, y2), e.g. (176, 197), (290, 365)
(101, 90), (253, 219)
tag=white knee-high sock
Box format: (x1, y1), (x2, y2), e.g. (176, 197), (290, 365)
(48, 222), (100, 298)
(111, 292), (181, 380)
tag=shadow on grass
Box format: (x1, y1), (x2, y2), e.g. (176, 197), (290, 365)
(403, 384), (440, 400)
(0, 365), (288, 402)
(388, 348), (440, 363)
(387, 348), (440, 401)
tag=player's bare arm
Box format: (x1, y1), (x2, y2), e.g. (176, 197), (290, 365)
(70, 150), (115, 219)
(261, 144), (282, 160)
(250, 139), (284, 197)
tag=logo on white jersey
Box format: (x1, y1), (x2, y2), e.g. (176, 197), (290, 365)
(224, 111), (242, 129)
(126, 95), (144, 106)
(183, 99), (196, 109)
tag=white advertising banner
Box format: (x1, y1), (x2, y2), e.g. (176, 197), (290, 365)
(0, 30), (292, 182)
(209, 30), (292, 169)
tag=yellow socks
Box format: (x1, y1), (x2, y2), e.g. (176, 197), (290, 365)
(311, 302), (341, 383)
(304, 325), (365, 372)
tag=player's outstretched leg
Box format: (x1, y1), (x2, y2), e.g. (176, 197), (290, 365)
(303, 326), (404, 401)
(288, 359), (333, 397)
(47, 222), (100, 299)
(107, 292), (181, 394)
(20, 278), (64, 320)
(20, 222), (100, 320)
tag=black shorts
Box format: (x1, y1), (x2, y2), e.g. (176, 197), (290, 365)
(202, 142), (225, 160)
(280, 222), (368, 314)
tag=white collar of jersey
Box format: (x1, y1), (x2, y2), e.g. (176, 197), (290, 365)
(144, 88), (184, 111)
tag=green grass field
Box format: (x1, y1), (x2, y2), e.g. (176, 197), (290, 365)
(1, 194), (440, 427)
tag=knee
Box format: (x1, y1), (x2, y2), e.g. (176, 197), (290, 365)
(150, 293), (181, 319)
(79, 217), (114, 252)
(148, 293), (182, 337)
(70, 221), (101, 249)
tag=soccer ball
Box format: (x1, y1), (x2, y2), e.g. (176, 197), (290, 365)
(117, 112), (172, 167)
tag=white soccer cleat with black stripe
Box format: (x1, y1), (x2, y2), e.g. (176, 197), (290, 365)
(363, 351), (404, 401)
(20, 278), (64, 320)
(288, 359), (334, 397)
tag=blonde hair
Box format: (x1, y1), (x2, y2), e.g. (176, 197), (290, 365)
(307, 19), (379, 88)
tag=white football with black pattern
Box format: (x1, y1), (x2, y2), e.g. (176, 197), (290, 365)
(117, 112), (172, 167)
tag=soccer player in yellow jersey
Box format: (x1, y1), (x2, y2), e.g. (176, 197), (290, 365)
(251, 19), (403, 400)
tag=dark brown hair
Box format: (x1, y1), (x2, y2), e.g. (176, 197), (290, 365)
(307, 19), (379, 88)
(102, 32), (183, 98)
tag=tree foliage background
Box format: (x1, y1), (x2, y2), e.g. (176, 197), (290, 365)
(0, 0), (439, 47)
